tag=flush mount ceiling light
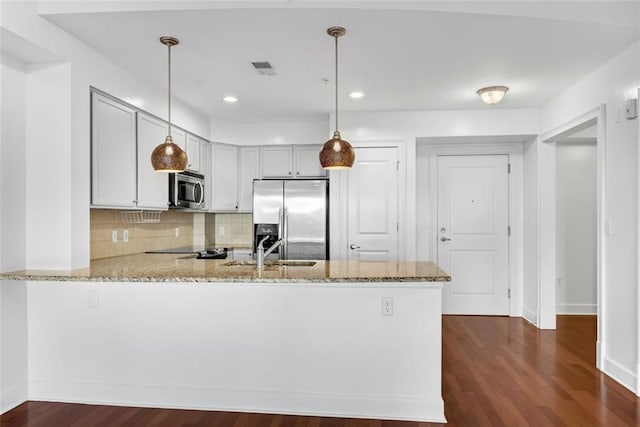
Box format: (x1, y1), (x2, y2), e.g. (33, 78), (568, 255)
(477, 85), (509, 105)
(319, 26), (355, 170)
(223, 96), (238, 103)
(151, 36), (188, 172)
(349, 91), (365, 99)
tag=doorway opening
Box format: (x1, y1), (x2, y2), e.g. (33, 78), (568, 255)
(540, 107), (604, 369)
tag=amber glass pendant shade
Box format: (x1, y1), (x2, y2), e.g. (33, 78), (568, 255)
(151, 135), (187, 172)
(319, 131), (355, 169)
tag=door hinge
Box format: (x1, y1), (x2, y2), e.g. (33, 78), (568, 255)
(508, 226), (511, 236)
(397, 222), (399, 232)
(508, 163), (511, 174)
(396, 160), (400, 171)
(508, 289), (511, 298)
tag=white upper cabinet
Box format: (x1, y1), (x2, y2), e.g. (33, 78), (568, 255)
(261, 146), (294, 178)
(211, 144), (238, 211)
(91, 93), (137, 208)
(200, 142), (212, 210)
(137, 113), (170, 209)
(294, 145), (326, 177)
(260, 145), (325, 178)
(172, 127), (187, 152)
(186, 134), (201, 172)
(238, 147), (260, 211)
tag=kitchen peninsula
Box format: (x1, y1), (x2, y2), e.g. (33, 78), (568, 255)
(2, 256), (450, 423)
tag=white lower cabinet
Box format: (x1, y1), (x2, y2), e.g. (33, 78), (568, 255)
(137, 113), (170, 209)
(91, 93), (137, 207)
(211, 144), (238, 211)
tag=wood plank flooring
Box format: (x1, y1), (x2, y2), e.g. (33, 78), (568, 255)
(2, 315), (639, 426)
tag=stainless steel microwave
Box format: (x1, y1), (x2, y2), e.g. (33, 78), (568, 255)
(169, 171), (205, 210)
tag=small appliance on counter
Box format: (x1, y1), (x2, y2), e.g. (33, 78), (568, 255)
(169, 171), (205, 210)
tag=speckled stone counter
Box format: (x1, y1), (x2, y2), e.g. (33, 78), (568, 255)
(0, 253), (450, 283)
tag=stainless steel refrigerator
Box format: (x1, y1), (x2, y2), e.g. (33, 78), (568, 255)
(252, 179), (329, 260)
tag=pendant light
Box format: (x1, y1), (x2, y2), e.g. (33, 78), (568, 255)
(319, 27), (355, 169)
(151, 36), (188, 172)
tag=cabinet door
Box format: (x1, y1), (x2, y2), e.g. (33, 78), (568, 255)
(172, 127), (187, 153)
(261, 146), (293, 178)
(201, 142), (212, 210)
(238, 147), (260, 211)
(91, 93), (137, 207)
(294, 145), (326, 177)
(211, 144), (238, 211)
(186, 134), (201, 172)
(137, 113), (170, 209)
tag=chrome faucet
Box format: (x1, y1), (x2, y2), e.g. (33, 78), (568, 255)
(256, 236), (283, 269)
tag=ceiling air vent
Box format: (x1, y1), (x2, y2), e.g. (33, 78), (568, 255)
(251, 61), (276, 76)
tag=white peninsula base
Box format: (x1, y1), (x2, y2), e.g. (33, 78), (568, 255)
(22, 280), (446, 422)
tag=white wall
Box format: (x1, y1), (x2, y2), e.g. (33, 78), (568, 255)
(0, 59), (27, 273)
(556, 140), (597, 314)
(0, 281), (29, 413)
(1, 3), (211, 269)
(539, 41), (640, 391)
(210, 117), (328, 146)
(25, 63), (72, 269)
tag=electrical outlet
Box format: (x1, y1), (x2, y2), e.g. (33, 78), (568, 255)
(219, 226), (225, 236)
(111, 230), (118, 243)
(382, 297), (394, 316)
(175, 227), (180, 237)
(123, 229), (129, 243)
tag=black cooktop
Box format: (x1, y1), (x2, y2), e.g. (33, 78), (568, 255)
(145, 247), (228, 259)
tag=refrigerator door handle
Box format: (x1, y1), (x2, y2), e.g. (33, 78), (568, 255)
(283, 208), (289, 259)
(278, 208), (283, 240)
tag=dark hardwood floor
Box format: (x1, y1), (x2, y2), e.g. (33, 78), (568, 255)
(2, 315), (639, 426)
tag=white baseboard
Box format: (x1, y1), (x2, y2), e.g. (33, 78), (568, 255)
(29, 380), (446, 423)
(523, 306), (538, 326)
(1, 382), (28, 415)
(556, 304), (597, 315)
(602, 356), (637, 394)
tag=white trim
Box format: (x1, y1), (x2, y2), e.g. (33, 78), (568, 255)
(637, 87), (640, 396)
(0, 384), (28, 415)
(420, 141), (524, 317)
(523, 306), (538, 325)
(329, 139), (413, 261)
(28, 380), (447, 423)
(539, 106), (605, 370)
(602, 357), (637, 394)
(555, 304), (597, 315)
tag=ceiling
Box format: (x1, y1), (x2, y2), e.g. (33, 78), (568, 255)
(41, 1), (640, 123)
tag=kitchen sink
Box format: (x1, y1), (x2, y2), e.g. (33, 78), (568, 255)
(222, 260), (316, 267)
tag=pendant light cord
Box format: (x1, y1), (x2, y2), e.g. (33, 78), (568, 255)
(334, 34), (339, 133)
(168, 43), (172, 137)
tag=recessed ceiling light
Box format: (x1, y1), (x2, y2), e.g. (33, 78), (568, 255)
(223, 96), (238, 103)
(349, 91), (365, 99)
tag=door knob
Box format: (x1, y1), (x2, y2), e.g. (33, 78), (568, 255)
(440, 236), (452, 242)
(350, 244), (361, 250)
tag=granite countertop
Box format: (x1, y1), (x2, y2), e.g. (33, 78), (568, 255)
(0, 253), (451, 283)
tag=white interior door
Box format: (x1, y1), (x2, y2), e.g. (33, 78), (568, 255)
(437, 155), (509, 315)
(347, 147), (398, 261)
